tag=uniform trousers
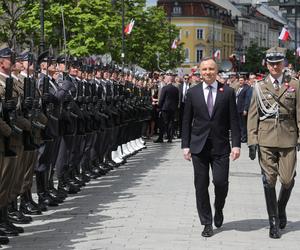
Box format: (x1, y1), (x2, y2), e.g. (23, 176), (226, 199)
(258, 146), (296, 188)
(0, 153), (17, 207)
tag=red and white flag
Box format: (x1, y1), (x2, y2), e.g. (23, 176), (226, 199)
(213, 49), (221, 60)
(124, 19), (135, 35)
(171, 39), (178, 49)
(297, 47), (300, 57)
(278, 27), (290, 41)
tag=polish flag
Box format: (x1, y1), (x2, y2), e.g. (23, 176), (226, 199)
(213, 49), (221, 60)
(278, 27), (290, 41)
(124, 19), (135, 35)
(297, 47), (300, 57)
(171, 39), (178, 49)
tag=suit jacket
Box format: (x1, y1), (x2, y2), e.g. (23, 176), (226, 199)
(236, 84), (250, 113)
(181, 82), (240, 155)
(158, 83), (179, 112)
(247, 74), (300, 148)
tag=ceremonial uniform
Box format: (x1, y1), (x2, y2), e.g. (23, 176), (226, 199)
(247, 47), (299, 238)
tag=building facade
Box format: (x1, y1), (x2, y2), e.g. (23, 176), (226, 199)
(157, 0), (235, 70)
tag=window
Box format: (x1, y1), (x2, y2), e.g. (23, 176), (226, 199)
(172, 6), (182, 15)
(185, 31), (190, 38)
(196, 48), (203, 63)
(196, 29), (204, 40)
(185, 48), (190, 63)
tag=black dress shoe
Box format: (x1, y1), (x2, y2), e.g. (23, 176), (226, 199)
(201, 225), (213, 237)
(8, 210), (32, 224)
(153, 138), (163, 143)
(0, 235), (9, 245)
(0, 223), (19, 237)
(167, 139), (172, 143)
(214, 210), (224, 228)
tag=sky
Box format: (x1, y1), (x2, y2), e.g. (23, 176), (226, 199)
(146, 0), (157, 6)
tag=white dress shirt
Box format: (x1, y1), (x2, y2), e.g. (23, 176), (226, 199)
(203, 81), (218, 105)
(269, 74), (283, 88)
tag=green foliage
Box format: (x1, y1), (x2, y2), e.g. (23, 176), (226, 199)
(0, 0), (184, 71)
(241, 42), (267, 73)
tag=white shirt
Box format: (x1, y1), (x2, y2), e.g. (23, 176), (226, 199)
(203, 81), (218, 105)
(269, 74), (283, 88)
(182, 82), (189, 102)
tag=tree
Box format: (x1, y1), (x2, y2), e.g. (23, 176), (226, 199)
(241, 42), (267, 73)
(1, 0), (184, 71)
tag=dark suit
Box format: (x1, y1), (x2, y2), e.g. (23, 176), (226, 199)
(181, 82), (240, 225)
(236, 84), (250, 142)
(178, 82), (190, 138)
(157, 83), (179, 142)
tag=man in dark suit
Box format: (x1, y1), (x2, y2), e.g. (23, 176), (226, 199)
(178, 75), (190, 138)
(154, 74), (179, 143)
(181, 58), (240, 237)
(236, 75), (250, 143)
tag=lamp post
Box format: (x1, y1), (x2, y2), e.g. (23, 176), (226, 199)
(39, 0), (45, 53)
(121, 0), (125, 72)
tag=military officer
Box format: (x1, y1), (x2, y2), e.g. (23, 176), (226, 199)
(247, 47), (300, 239)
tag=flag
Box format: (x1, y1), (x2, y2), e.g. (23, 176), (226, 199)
(124, 19), (135, 35)
(213, 49), (221, 60)
(241, 55), (246, 63)
(297, 47), (300, 57)
(171, 39), (178, 49)
(278, 27), (290, 41)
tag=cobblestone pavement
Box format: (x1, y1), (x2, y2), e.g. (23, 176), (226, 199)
(3, 140), (300, 250)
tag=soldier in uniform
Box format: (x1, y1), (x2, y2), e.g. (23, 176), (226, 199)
(0, 45), (31, 236)
(247, 47), (300, 239)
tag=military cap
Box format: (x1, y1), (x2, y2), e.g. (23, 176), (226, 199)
(16, 50), (30, 61)
(266, 47), (286, 63)
(56, 55), (66, 64)
(0, 44), (13, 58)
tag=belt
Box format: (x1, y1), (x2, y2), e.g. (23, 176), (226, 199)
(265, 113), (295, 121)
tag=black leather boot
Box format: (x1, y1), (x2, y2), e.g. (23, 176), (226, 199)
(264, 186), (281, 239)
(36, 172), (59, 207)
(8, 199), (32, 224)
(20, 189), (43, 215)
(48, 167), (68, 200)
(57, 173), (80, 195)
(0, 207), (23, 235)
(278, 179), (295, 229)
(0, 229), (9, 244)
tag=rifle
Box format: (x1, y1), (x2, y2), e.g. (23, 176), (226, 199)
(3, 51), (22, 156)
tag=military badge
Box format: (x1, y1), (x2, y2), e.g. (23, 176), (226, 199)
(287, 87), (295, 92)
(219, 87), (224, 92)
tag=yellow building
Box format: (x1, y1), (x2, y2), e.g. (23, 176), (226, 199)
(158, 0), (235, 71)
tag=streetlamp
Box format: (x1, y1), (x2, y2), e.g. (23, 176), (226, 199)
(112, 0), (125, 72)
(39, 0), (45, 53)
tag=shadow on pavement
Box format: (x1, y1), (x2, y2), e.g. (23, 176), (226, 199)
(7, 141), (174, 250)
(214, 218), (300, 236)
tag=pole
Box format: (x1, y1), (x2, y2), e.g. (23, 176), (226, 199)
(39, 0), (45, 53)
(295, 0), (298, 69)
(121, 0), (125, 72)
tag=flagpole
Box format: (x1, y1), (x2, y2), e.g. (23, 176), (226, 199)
(39, 0), (45, 54)
(121, 0), (125, 72)
(294, 0), (298, 69)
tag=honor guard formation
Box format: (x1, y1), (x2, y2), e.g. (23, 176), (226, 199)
(0, 44), (153, 247)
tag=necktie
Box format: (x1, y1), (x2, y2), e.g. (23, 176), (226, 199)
(207, 85), (213, 117)
(274, 79), (279, 90)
